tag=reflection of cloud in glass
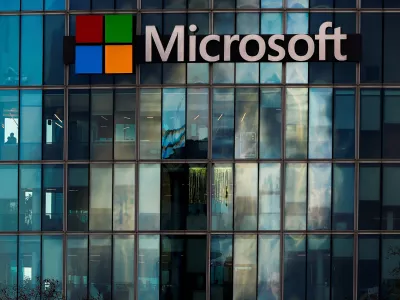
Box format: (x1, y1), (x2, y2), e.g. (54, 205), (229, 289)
(286, 12), (309, 34)
(286, 62), (308, 84)
(287, 0), (308, 8)
(261, 12), (283, 34)
(261, 0), (283, 8)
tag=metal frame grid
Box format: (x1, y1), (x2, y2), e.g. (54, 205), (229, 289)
(0, 0), (400, 299)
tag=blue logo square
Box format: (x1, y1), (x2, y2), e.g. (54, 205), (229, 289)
(75, 45), (103, 74)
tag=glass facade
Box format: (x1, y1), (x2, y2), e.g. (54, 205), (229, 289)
(0, 0), (399, 299)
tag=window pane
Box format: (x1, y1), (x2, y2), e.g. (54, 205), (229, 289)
(235, 88), (258, 159)
(237, 13), (259, 35)
(0, 90), (18, 161)
(189, 0), (209, 8)
(234, 163), (258, 231)
(285, 163), (307, 230)
(334, 89), (355, 159)
(19, 236), (41, 289)
(90, 164), (112, 231)
(213, 13), (234, 35)
(258, 235), (280, 299)
(285, 88), (308, 159)
(287, 0), (308, 8)
(43, 165), (63, 231)
(233, 235), (257, 300)
(286, 62), (308, 84)
(161, 164), (207, 231)
(0, 236), (17, 293)
(212, 88), (234, 159)
(333, 164), (354, 230)
(308, 88), (332, 159)
(140, 89), (161, 159)
(236, 63), (259, 84)
(0, 1), (20, 10)
(20, 90), (42, 160)
(45, 0), (65, 10)
(19, 165), (41, 231)
(381, 236), (400, 299)
(21, 16), (43, 86)
(307, 235), (330, 300)
(89, 236), (112, 299)
(70, 0), (90, 9)
(0, 165), (18, 231)
(383, 90), (400, 158)
(163, 64), (186, 85)
(382, 165), (400, 230)
(332, 235), (353, 300)
(141, 0), (161, 8)
(260, 88), (281, 159)
(361, 13), (382, 83)
(44, 15), (65, 85)
(92, 0), (114, 9)
(357, 235), (379, 299)
(259, 164), (281, 230)
(187, 63), (209, 84)
(161, 236), (206, 300)
(212, 164), (233, 231)
(284, 235), (306, 300)
(261, 13), (282, 34)
(114, 89), (136, 160)
(211, 235), (233, 300)
(113, 235), (134, 300)
(359, 164), (381, 231)
(188, 13), (209, 35)
(287, 12), (308, 34)
(67, 236), (88, 300)
(0, 16), (19, 86)
(68, 165), (89, 231)
(261, 0), (282, 7)
(260, 63), (282, 84)
(43, 90), (64, 160)
(91, 90), (113, 160)
(162, 88), (186, 159)
(237, 0), (259, 8)
(308, 163), (332, 231)
(360, 89), (381, 159)
(214, 0), (234, 8)
(187, 88), (208, 159)
(113, 164), (135, 231)
(213, 63), (234, 84)
(42, 235), (63, 293)
(138, 235), (160, 300)
(68, 90), (89, 160)
(139, 164), (160, 231)
(384, 14), (400, 83)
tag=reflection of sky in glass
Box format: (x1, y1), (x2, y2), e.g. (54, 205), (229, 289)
(237, 0), (259, 8)
(233, 235), (257, 300)
(138, 235), (160, 299)
(308, 163), (332, 230)
(261, 13), (283, 34)
(237, 13), (259, 34)
(162, 88), (186, 159)
(261, 0), (283, 8)
(287, 13), (309, 34)
(285, 164), (307, 230)
(258, 235), (280, 292)
(236, 63), (259, 84)
(308, 88), (333, 159)
(287, 0), (309, 8)
(286, 62), (308, 84)
(213, 13), (234, 34)
(261, 63), (282, 84)
(259, 164), (281, 230)
(187, 63), (209, 84)
(285, 88), (308, 159)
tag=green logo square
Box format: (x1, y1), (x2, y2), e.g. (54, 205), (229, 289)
(105, 15), (133, 43)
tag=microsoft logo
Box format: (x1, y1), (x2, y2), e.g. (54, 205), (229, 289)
(63, 14), (136, 74)
(64, 14), (362, 75)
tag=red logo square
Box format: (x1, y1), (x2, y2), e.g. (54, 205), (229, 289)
(76, 15), (103, 44)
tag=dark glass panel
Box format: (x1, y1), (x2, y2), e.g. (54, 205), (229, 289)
(42, 164), (63, 231)
(19, 165), (41, 231)
(382, 165), (400, 230)
(67, 236), (88, 300)
(161, 164), (207, 231)
(383, 90), (400, 158)
(92, 0), (114, 9)
(332, 164), (354, 230)
(114, 89), (136, 160)
(361, 13), (382, 83)
(116, 0), (137, 9)
(361, 0), (382, 7)
(141, 0), (162, 8)
(91, 90), (113, 160)
(44, 15), (65, 85)
(334, 89), (355, 159)
(381, 236), (400, 299)
(70, 0), (90, 9)
(161, 235), (207, 300)
(213, 0), (235, 8)
(384, 14), (400, 83)
(284, 235), (306, 300)
(357, 235), (380, 299)
(89, 235), (112, 299)
(68, 89), (89, 160)
(360, 89), (381, 159)
(43, 90), (64, 160)
(359, 164), (381, 230)
(210, 235), (233, 300)
(332, 236), (353, 300)
(67, 165), (89, 231)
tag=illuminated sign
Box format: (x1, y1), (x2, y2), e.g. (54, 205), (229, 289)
(63, 15), (362, 75)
